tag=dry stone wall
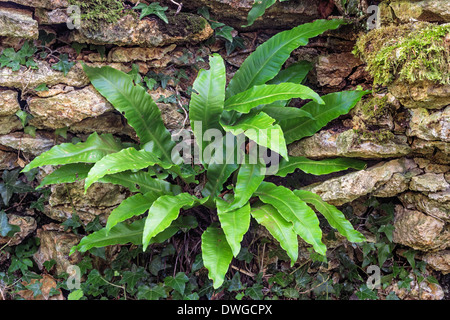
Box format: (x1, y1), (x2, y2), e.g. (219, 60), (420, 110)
(0, 0), (448, 293)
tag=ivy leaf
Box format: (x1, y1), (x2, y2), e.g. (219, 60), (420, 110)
(120, 266), (148, 291)
(51, 54), (75, 76)
(355, 284), (378, 300)
(134, 3), (169, 24)
(164, 272), (189, 295)
(137, 284), (167, 300)
(215, 25), (234, 43)
(0, 169), (34, 206)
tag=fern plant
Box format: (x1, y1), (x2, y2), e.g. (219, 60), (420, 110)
(23, 19), (369, 289)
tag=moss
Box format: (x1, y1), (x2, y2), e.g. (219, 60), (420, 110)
(69, 0), (126, 30)
(353, 128), (395, 143)
(353, 22), (449, 86)
(358, 95), (390, 119)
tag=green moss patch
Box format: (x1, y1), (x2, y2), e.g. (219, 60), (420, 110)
(68, 0), (127, 30)
(354, 23), (449, 86)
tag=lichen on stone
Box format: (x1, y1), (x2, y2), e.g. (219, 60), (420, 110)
(353, 22), (449, 86)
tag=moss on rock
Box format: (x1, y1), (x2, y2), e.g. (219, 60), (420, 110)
(354, 22), (449, 86)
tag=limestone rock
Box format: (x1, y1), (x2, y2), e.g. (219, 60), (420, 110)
(0, 115), (22, 135)
(35, 7), (69, 25)
(407, 107), (449, 142)
(107, 44), (177, 63)
(389, 80), (450, 110)
(0, 61), (89, 90)
(45, 180), (128, 224)
(411, 138), (450, 165)
(0, 214), (36, 246)
(302, 158), (417, 206)
(0, 6), (38, 39)
(0, 131), (54, 156)
(70, 12), (213, 47)
(0, 150), (18, 170)
(68, 112), (137, 138)
(410, 173), (450, 192)
(288, 129), (411, 159)
(0, 90), (20, 116)
(0, 0), (68, 9)
(179, 0), (321, 30)
(28, 85), (114, 129)
(315, 53), (363, 91)
(422, 250), (450, 274)
(393, 205), (450, 251)
(399, 192), (450, 223)
(390, 0), (450, 23)
(33, 226), (82, 275)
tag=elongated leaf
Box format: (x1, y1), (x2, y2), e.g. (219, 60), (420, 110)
(221, 112), (288, 160)
(224, 83), (323, 114)
(81, 63), (174, 162)
(267, 60), (313, 85)
(251, 204), (298, 265)
(226, 19), (345, 98)
(22, 132), (123, 172)
(243, 0), (276, 27)
(84, 147), (172, 191)
(216, 200), (251, 257)
(254, 182), (326, 255)
(189, 54), (226, 156)
(201, 224), (233, 289)
(37, 163), (93, 188)
(201, 136), (240, 204)
(70, 216), (196, 255)
(293, 190), (366, 243)
(276, 156), (366, 177)
(259, 105), (313, 121)
(99, 170), (181, 195)
(142, 193), (201, 250)
(281, 90), (370, 144)
(227, 162), (265, 211)
(106, 191), (160, 233)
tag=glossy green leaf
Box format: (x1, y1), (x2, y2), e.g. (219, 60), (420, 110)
(71, 219), (146, 255)
(70, 216), (193, 255)
(243, 0), (276, 27)
(81, 63), (174, 162)
(216, 200), (251, 257)
(201, 224), (234, 289)
(189, 54), (226, 157)
(259, 105), (313, 121)
(106, 191), (160, 233)
(99, 170), (181, 195)
(275, 156), (366, 177)
(22, 132), (123, 172)
(227, 162), (266, 211)
(254, 182), (326, 255)
(84, 147), (172, 191)
(224, 83), (323, 114)
(293, 190), (366, 243)
(201, 136), (240, 202)
(142, 193), (201, 250)
(281, 90), (370, 144)
(267, 60), (313, 85)
(37, 163), (93, 188)
(221, 112), (288, 159)
(226, 19), (345, 98)
(251, 204), (298, 265)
